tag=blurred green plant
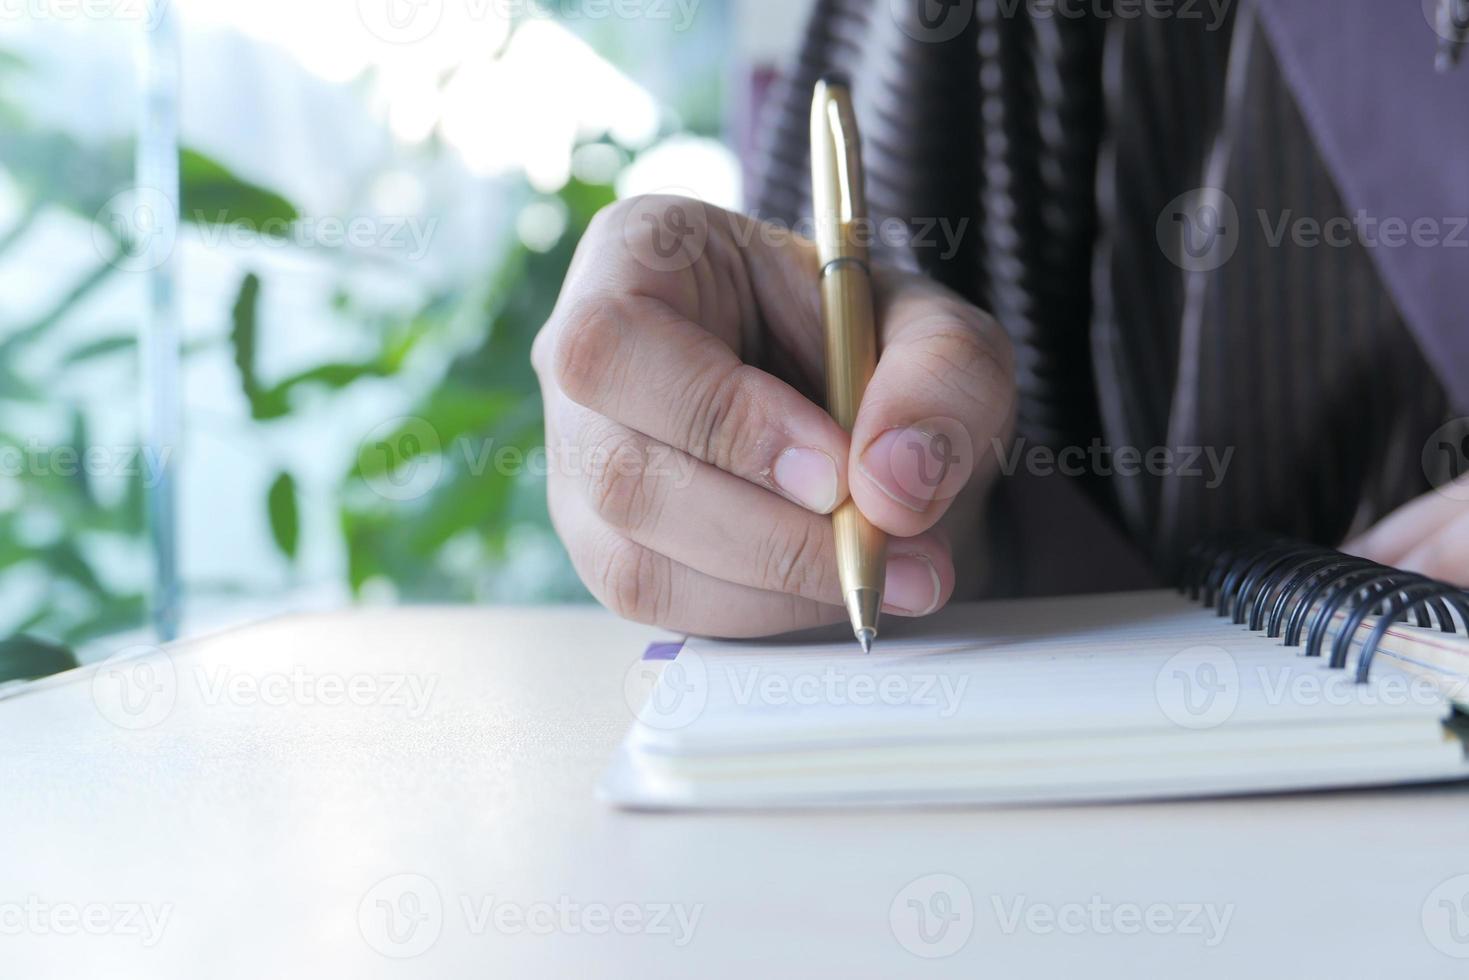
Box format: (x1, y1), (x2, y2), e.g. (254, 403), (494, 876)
(336, 177), (614, 602)
(0, 9), (720, 682)
(0, 50), (301, 679)
(0, 67), (620, 682)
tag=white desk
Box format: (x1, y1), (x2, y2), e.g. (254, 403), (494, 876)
(3, 606), (1469, 978)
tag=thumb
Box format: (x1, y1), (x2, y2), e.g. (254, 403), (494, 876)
(848, 273), (1016, 537)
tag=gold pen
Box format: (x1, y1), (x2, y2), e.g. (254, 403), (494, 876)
(810, 76), (887, 654)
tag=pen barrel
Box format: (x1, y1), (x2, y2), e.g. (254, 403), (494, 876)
(821, 263), (887, 598)
(819, 262), (875, 432)
(811, 77), (887, 638)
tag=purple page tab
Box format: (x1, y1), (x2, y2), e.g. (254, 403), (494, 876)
(642, 641), (684, 661)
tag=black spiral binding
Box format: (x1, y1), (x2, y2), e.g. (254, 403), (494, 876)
(1178, 535), (1469, 684)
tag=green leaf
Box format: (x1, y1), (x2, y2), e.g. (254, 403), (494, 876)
(0, 49), (28, 76)
(0, 635), (78, 683)
(44, 541), (104, 594)
(261, 360), (392, 404)
(62, 335), (136, 365)
(60, 594), (148, 647)
(66, 408), (93, 505)
(230, 272), (260, 394)
(0, 203), (39, 261)
(229, 271), (287, 419)
(0, 260), (117, 359)
(267, 471), (300, 560)
(180, 149), (299, 230)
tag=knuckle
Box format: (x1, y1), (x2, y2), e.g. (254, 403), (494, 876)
(594, 533), (669, 625)
(583, 427), (658, 532)
(681, 363), (762, 472)
(531, 324), (553, 379)
(757, 517), (834, 599)
(551, 296), (630, 407)
(585, 197), (638, 241)
(913, 317), (1016, 419)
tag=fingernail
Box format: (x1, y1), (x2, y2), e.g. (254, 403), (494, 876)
(773, 447), (840, 513)
(859, 427), (942, 512)
(884, 554), (941, 616)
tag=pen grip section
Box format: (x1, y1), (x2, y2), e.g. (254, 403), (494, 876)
(819, 262), (877, 433)
(834, 498), (887, 597)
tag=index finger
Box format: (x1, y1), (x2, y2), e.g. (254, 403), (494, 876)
(540, 197), (853, 516)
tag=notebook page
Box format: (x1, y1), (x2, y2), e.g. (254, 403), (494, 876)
(630, 591), (1455, 753)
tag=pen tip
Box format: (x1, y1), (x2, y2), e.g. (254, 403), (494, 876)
(858, 629), (874, 655)
(817, 71), (851, 91)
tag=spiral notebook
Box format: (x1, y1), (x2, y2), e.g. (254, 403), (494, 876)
(602, 540), (1469, 809)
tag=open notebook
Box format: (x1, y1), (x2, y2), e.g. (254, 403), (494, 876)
(603, 577), (1469, 809)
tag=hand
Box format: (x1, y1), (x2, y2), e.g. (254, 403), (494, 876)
(531, 196), (1015, 637)
(1343, 476), (1469, 587)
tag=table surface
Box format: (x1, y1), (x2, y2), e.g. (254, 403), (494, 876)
(4, 606), (1469, 978)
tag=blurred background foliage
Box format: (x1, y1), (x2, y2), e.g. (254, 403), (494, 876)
(0, 2), (736, 683)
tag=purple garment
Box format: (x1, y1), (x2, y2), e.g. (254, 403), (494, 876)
(1258, 1), (1469, 413)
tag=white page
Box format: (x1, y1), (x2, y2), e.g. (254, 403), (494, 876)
(631, 591), (1453, 752)
(604, 591), (1469, 809)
